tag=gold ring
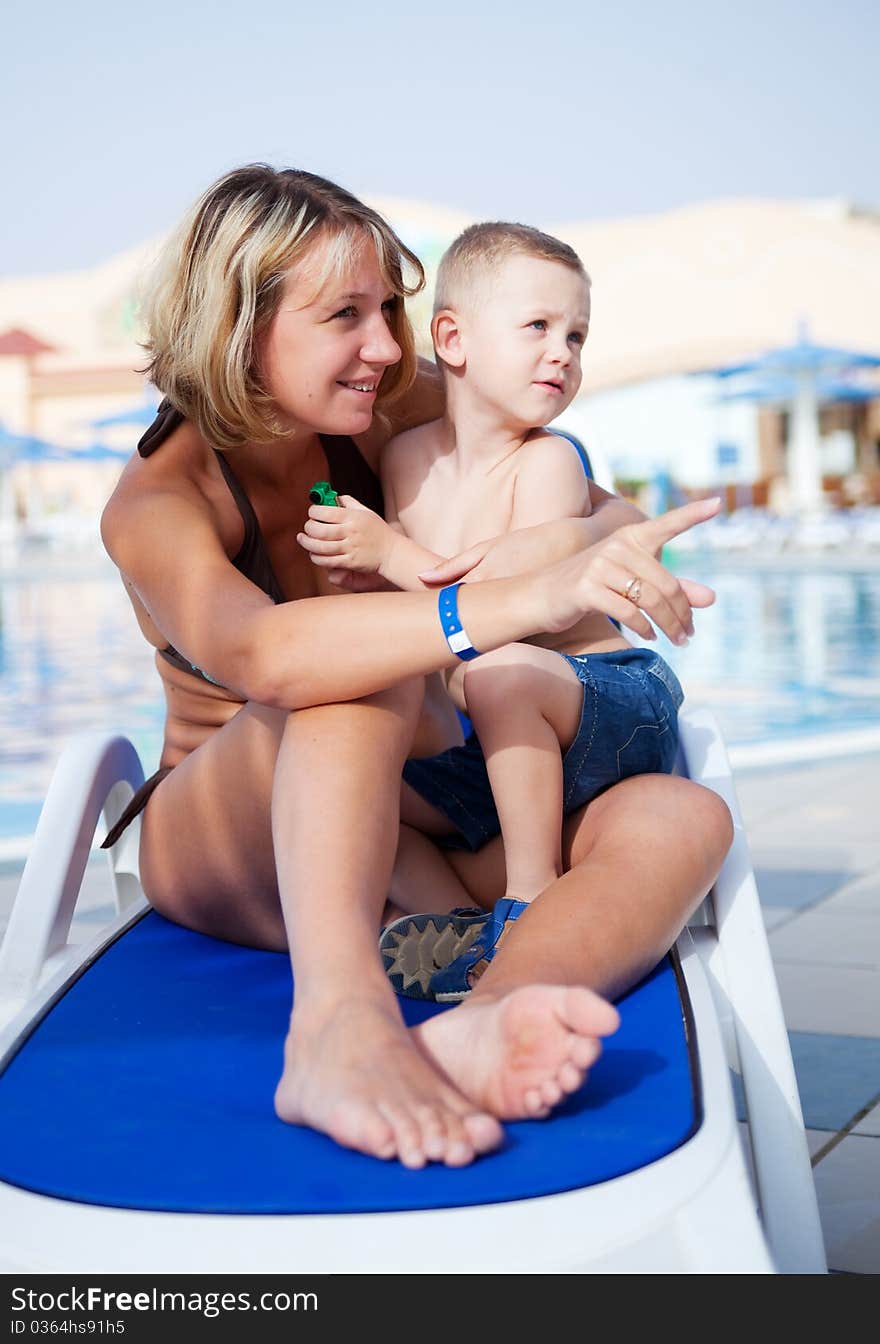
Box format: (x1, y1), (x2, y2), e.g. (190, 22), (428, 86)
(623, 576), (642, 606)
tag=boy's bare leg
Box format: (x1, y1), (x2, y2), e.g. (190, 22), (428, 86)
(462, 644), (583, 903)
(411, 774), (733, 1118)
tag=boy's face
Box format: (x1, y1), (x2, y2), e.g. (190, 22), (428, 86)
(452, 254), (590, 428)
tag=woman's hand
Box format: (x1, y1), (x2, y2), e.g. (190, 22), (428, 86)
(297, 495), (397, 576)
(537, 497), (721, 646)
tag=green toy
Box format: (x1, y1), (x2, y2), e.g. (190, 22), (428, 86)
(308, 481), (339, 506)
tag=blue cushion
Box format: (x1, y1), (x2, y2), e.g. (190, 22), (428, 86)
(0, 912), (698, 1213)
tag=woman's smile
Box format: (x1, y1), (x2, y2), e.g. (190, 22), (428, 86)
(337, 377), (381, 397)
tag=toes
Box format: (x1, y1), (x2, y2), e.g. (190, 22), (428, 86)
(376, 1137), (397, 1159)
(378, 1105), (427, 1169)
(419, 1102), (475, 1166)
(413, 1104), (450, 1163)
(330, 1101), (396, 1160)
(402, 1102), (489, 1169)
(398, 1142), (428, 1169)
(563, 986), (620, 1038)
(444, 1135), (476, 1167)
(558, 1060), (584, 1093)
(437, 1109), (477, 1167)
(416, 983), (618, 1129)
(539, 1077), (563, 1107)
(569, 1034), (603, 1072)
(462, 1111), (504, 1155)
(524, 1087), (550, 1117)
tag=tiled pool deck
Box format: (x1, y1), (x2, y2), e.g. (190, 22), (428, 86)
(0, 745), (877, 1274)
(730, 749), (879, 1274)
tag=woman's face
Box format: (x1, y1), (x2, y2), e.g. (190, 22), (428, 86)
(261, 235), (403, 438)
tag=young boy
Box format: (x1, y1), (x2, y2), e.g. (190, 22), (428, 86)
(298, 222), (685, 1000)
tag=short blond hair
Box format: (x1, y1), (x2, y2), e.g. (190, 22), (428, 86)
(142, 165), (425, 449)
(434, 221), (589, 315)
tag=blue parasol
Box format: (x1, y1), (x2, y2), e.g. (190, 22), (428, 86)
(89, 398), (161, 430)
(67, 442), (132, 462)
(715, 375), (878, 405)
(707, 320), (880, 380)
(0, 425), (65, 464)
(703, 323), (880, 511)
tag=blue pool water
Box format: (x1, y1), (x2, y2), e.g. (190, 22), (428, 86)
(660, 557), (880, 746)
(1, 546), (879, 840)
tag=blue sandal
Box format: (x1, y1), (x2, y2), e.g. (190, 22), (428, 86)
(380, 898), (528, 1002)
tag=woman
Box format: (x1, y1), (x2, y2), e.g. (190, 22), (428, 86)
(101, 164), (731, 1171)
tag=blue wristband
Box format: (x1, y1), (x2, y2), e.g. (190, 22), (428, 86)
(438, 584), (481, 661)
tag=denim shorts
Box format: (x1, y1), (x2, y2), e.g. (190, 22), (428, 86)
(402, 646), (684, 852)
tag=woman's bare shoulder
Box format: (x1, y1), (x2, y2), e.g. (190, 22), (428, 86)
(101, 419), (221, 564)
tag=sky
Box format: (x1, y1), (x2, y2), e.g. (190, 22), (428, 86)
(2, 0), (879, 276)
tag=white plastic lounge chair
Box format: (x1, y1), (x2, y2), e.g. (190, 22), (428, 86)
(0, 707), (827, 1274)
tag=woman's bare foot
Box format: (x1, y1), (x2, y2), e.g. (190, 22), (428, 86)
(274, 998), (504, 1167)
(413, 985), (620, 1119)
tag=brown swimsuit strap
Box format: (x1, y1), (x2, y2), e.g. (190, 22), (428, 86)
(100, 403), (385, 849)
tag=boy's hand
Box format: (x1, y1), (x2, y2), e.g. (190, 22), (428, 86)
(297, 495), (397, 576)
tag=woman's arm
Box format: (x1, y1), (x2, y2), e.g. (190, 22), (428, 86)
(301, 432), (647, 594)
(272, 498), (719, 706)
(104, 472), (719, 713)
(419, 486), (647, 588)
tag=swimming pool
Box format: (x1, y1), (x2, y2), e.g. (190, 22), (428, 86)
(1, 544), (879, 843)
(660, 554), (880, 759)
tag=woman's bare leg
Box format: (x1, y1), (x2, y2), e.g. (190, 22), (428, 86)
(467, 773), (734, 999)
(408, 774), (733, 1118)
(383, 823), (480, 924)
(140, 688), (503, 1169)
(270, 687), (504, 1164)
(141, 699), (732, 1147)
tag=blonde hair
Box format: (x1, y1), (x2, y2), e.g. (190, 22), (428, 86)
(142, 165), (425, 449)
(434, 221), (589, 315)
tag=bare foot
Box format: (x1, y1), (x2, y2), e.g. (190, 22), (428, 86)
(274, 998), (504, 1167)
(413, 985), (620, 1120)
